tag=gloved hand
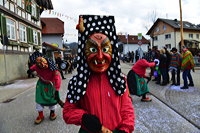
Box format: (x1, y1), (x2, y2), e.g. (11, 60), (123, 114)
(113, 129), (127, 133)
(54, 91), (64, 108)
(27, 69), (33, 74)
(82, 114), (102, 133)
(117, 130), (127, 133)
(54, 91), (59, 101)
(154, 59), (159, 65)
(145, 76), (151, 82)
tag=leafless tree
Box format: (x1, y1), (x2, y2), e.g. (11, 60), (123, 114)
(143, 10), (158, 31)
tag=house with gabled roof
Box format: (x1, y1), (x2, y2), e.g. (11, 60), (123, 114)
(0, 0), (53, 83)
(146, 18), (200, 54)
(41, 17), (65, 59)
(117, 34), (150, 55)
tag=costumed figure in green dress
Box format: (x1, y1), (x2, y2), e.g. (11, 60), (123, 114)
(28, 53), (63, 124)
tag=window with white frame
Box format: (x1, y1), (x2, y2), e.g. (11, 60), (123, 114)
(33, 30), (38, 44)
(165, 34), (171, 39)
(156, 27), (159, 32)
(17, 0), (21, 7)
(196, 34), (199, 39)
(19, 24), (27, 42)
(31, 3), (37, 17)
(189, 34), (193, 38)
(165, 44), (171, 49)
(163, 25), (166, 31)
(17, 0), (25, 9)
(10, 3), (15, 12)
(6, 18), (16, 40)
(154, 36), (158, 41)
(0, 0), (4, 6)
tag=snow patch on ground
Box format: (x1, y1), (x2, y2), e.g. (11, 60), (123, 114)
(168, 85), (197, 92)
(0, 80), (35, 90)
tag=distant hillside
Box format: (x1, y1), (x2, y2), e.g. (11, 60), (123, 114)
(64, 42), (78, 49)
(64, 42), (78, 55)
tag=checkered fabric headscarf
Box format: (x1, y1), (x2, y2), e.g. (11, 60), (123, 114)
(66, 15), (126, 103)
(29, 51), (57, 71)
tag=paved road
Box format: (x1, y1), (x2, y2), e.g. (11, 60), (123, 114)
(0, 63), (199, 133)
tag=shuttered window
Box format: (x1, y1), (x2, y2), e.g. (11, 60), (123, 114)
(0, 0), (4, 6)
(19, 24), (27, 42)
(37, 32), (41, 45)
(25, 0), (32, 13)
(1, 14), (7, 36)
(6, 18), (16, 40)
(27, 27), (33, 43)
(33, 30), (38, 44)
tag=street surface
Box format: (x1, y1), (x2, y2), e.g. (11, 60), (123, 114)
(0, 63), (199, 133)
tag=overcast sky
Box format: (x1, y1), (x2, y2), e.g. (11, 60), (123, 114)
(41, 0), (200, 43)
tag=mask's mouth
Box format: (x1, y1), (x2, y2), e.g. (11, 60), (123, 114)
(93, 59), (106, 66)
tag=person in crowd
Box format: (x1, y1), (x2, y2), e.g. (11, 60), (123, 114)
(63, 15), (134, 133)
(135, 49), (140, 62)
(158, 48), (168, 86)
(164, 47), (171, 84)
(28, 54), (64, 124)
(55, 55), (66, 80)
(64, 54), (72, 74)
(128, 51), (132, 63)
(120, 53), (125, 63)
(151, 46), (160, 81)
(169, 47), (181, 86)
(143, 48), (153, 62)
(28, 56), (35, 78)
(127, 59), (156, 102)
(72, 54), (78, 69)
(143, 48), (154, 76)
(180, 46), (195, 89)
(131, 51), (135, 63)
(68, 54), (74, 73)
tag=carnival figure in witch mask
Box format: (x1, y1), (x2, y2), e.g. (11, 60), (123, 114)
(28, 54), (64, 125)
(63, 15), (135, 133)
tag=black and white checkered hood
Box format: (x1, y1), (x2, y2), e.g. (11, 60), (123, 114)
(67, 15), (126, 103)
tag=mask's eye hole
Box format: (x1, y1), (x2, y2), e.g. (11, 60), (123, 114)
(102, 47), (109, 53)
(89, 47), (97, 53)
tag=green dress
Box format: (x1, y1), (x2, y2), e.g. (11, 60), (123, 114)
(127, 70), (149, 96)
(35, 80), (57, 105)
(134, 73), (149, 96)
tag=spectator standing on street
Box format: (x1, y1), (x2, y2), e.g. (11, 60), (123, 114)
(164, 47), (171, 84)
(28, 56), (35, 78)
(180, 46), (195, 89)
(55, 55), (66, 80)
(143, 48), (154, 76)
(128, 51), (132, 62)
(151, 46), (160, 81)
(131, 51), (134, 63)
(63, 15), (134, 133)
(169, 47), (181, 86)
(158, 48), (168, 86)
(135, 49), (140, 62)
